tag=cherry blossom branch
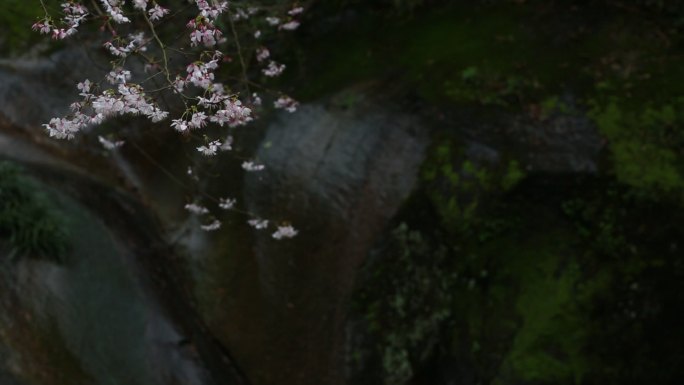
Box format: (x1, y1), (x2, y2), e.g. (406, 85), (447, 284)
(142, 10), (172, 85)
(31, 0), (305, 239)
(226, 7), (250, 95)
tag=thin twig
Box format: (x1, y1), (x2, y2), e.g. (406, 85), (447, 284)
(226, 8), (251, 96)
(143, 12), (173, 85)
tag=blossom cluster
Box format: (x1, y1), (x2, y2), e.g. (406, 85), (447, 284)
(32, 2), (88, 39)
(184, 200), (297, 239)
(44, 74), (169, 139)
(34, 0), (303, 239)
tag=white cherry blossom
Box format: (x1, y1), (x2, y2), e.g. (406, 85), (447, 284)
(98, 136), (125, 150)
(248, 219), (269, 229)
(263, 61), (285, 77)
(201, 219), (222, 231)
(274, 96), (299, 113)
(218, 197), (236, 210)
(148, 5), (169, 21)
(185, 203), (209, 215)
(242, 161), (265, 171)
(197, 140), (222, 156)
(272, 225), (298, 239)
(279, 21), (300, 31)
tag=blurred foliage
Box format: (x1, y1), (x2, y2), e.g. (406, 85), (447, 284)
(0, 0), (53, 53)
(0, 161), (70, 261)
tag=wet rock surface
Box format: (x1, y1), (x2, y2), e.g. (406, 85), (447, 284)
(239, 99), (430, 385)
(0, 154), (210, 385)
(455, 103), (604, 174)
(0, 61), (612, 384)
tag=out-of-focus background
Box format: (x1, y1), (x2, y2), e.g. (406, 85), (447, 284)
(0, 1), (683, 385)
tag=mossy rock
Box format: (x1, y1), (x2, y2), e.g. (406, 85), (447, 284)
(351, 172), (684, 385)
(587, 97), (684, 197)
(0, 161), (70, 262)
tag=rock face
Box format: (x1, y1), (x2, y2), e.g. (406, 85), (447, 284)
(0, 45), (610, 385)
(216, 97), (430, 385)
(0, 36), (612, 385)
(0, 43), (247, 385)
(0, 151), (213, 385)
(507, 112), (603, 173)
(457, 102), (604, 175)
(0, 53), (433, 384)
(0, 47), (103, 130)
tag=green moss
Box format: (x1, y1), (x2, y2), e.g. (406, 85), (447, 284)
(438, 180), (655, 383)
(540, 96), (572, 118)
(332, 2), (684, 382)
(485, 181), (684, 384)
(495, 235), (588, 384)
(420, 139), (526, 236)
(452, 200), (625, 385)
(353, 170), (684, 384)
(612, 141), (682, 192)
(501, 160), (525, 191)
(588, 97), (684, 195)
